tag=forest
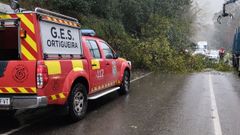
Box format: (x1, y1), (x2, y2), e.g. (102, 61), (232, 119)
(2, 0), (208, 72)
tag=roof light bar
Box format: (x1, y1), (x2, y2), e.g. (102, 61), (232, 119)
(81, 29), (96, 36)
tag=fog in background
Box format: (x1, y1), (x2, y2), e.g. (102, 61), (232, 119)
(193, 0), (225, 50)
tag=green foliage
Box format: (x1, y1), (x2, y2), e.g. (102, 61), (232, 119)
(130, 37), (173, 70)
(50, 0), (93, 15)
(128, 38), (208, 72)
(141, 15), (171, 39)
(185, 55), (207, 72)
(214, 62), (233, 72)
(206, 61), (233, 72)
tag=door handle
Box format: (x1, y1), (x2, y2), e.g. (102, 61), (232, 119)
(106, 63), (110, 66)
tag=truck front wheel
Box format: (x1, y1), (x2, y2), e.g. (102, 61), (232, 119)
(118, 71), (130, 95)
(67, 83), (88, 121)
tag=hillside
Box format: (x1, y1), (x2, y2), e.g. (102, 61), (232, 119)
(1, 0), (205, 72)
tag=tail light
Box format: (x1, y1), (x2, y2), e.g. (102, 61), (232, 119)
(37, 62), (48, 89)
(20, 28), (27, 38)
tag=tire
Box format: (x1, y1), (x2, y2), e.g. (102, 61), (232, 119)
(67, 83), (88, 122)
(118, 71), (130, 95)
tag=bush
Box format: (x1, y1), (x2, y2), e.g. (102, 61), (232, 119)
(128, 38), (208, 72)
(206, 61), (233, 72)
(185, 55), (206, 72)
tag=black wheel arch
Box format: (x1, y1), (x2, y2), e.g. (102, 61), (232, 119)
(71, 77), (89, 95)
(124, 67), (131, 79)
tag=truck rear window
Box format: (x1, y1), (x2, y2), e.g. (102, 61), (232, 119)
(0, 26), (20, 60)
(86, 40), (101, 59)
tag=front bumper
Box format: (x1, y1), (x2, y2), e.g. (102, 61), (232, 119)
(0, 96), (48, 110)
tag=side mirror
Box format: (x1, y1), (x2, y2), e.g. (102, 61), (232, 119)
(106, 54), (113, 59)
(114, 53), (119, 59)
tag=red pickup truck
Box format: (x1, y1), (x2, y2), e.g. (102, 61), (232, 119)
(0, 7), (131, 121)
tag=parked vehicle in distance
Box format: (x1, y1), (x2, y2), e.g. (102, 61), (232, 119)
(197, 41), (208, 50)
(192, 49), (208, 56)
(207, 50), (220, 61)
(192, 41), (208, 56)
(0, 7), (131, 121)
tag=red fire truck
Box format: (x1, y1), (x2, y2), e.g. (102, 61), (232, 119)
(0, 7), (131, 121)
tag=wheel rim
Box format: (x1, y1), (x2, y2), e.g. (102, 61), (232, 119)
(124, 74), (130, 91)
(73, 92), (84, 113)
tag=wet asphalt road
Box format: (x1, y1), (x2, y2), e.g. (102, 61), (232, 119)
(1, 71), (240, 135)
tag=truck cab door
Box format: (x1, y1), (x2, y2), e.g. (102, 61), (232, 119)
(98, 41), (119, 85)
(85, 40), (107, 93)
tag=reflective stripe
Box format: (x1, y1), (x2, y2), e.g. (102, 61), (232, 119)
(91, 59), (100, 70)
(49, 93), (66, 101)
(91, 80), (120, 92)
(18, 87), (28, 93)
(0, 87), (37, 94)
(51, 95), (57, 100)
(5, 87), (16, 93)
(72, 60), (84, 71)
(25, 34), (37, 52)
(0, 15), (12, 19)
(16, 14), (35, 33)
(31, 87), (37, 93)
(59, 93), (66, 99)
(21, 45), (36, 60)
(45, 61), (61, 75)
(42, 15), (80, 27)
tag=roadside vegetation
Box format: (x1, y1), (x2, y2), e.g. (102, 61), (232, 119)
(1, 0), (232, 72)
(205, 60), (233, 72)
(194, 54), (233, 72)
(209, 62), (233, 72)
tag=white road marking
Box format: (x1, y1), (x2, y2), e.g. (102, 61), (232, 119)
(209, 73), (222, 135)
(130, 72), (153, 83)
(2, 72), (153, 135)
(1, 123), (31, 135)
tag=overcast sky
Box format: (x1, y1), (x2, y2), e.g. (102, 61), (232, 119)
(193, 0), (226, 45)
(194, 0), (225, 25)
